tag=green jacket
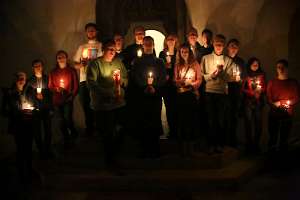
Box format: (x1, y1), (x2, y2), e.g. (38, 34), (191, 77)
(87, 57), (128, 111)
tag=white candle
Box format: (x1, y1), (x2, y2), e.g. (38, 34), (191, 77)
(137, 49), (143, 57)
(36, 87), (42, 94)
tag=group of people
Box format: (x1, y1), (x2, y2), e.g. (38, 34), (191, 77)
(2, 22), (300, 183)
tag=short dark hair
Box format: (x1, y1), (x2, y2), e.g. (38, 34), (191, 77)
(85, 23), (98, 31)
(31, 59), (44, 67)
(103, 40), (116, 51)
(202, 28), (213, 41)
(134, 26), (145, 33)
(213, 34), (226, 44)
(187, 27), (198, 36)
(143, 36), (154, 43)
(227, 38), (240, 47)
(276, 59), (288, 68)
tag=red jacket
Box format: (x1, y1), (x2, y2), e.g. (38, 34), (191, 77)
(241, 73), (266, 104)
(48, 66), (78, 106)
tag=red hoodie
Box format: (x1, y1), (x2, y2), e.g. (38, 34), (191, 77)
(48, 66), (78, 106)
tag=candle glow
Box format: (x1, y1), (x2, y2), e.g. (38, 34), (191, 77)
(36, 87), (42, 94)
(137, 49), (143, 57)
(82, 48), (89, 59)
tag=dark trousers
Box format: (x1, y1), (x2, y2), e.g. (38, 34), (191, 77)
(95, 107), (125, 167)
(55, 101), (77, 143)
(268, 111), (293, 151)
(162, 85), (177, 138)
(244, 104), (263, 151)
(79, 82), (94, 134)
(226, 83), (241, 147)
(14, 118), (34, 184)
(33, 109), (52, 156)
(135, 95), (162, 157)
(205, 93), (227, 148)
(177, 92), (197, 141)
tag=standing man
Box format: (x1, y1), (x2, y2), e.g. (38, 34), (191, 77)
(267, 59), (300, 154)
(123, 26), (145, 71)
(226, 38), (245, 148)
(201, 34), (237, 154)
(131, 36), (167, 158)
(87, 41), (127, 172)
(74, 22), (103, 136)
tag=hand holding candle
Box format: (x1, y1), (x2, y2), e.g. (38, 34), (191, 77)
(137, 49), (143, 58)
(235, 67), (241, 82)
(166, 51), (171, 64)
(147, 71), (154, 85)
(113, 69), (121, 99)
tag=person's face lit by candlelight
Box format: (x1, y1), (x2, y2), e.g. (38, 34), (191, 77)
(143, 36), (155, 55)
(103, 42), (116, 62)
(213, 34), (226, 56)
(227, 41), (240, 58)
(250, 60), (259, 72)
(187, 28), (198, 46)
(213, 42), (225, 56)
(134, 26), (145, 45)
(15, 72), (26, 91)
(276, 62), (288, 77)
(86, 25), (97, 40)
(166, 35), (176, 50)
(33, 61), (43, 78)
(56, 51), (68, 69)
(114, 34), (124, 52)
(180, 47), (190, 63)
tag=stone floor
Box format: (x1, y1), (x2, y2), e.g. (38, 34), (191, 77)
(1, 135), (300, 200)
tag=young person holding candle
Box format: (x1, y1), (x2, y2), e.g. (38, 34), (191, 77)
(73, 22), (103, 136)
(131, 36), (167, 158)
(3, 72), (36, 185)
(87, 40), (127, 172)
(174, 44), (202, 156)
(123, 26), (145, 71)
(241, 57), (266, 154)
(159, 33), (178, 140)
(226, 39), (245, 148)
(49, 50), (79, 148)
(201, 34), (237, 154)
(267, 59), (300, 154)
(186, 27), (202, 63)
(26, 59), (54, 159)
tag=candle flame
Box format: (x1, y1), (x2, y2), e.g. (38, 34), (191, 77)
(137, 49), (143, 57)
(149, 71), (153, 78)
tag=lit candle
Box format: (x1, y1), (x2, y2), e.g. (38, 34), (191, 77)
(137, 49), (143, 57)
(36, 87), (42, 94)
(256, 80), (262, 90)
(22, 102), (34, 110)
(236, 67), (241, 82)
(82, 48), (89, 59)
(286, 100), (291, 108)
(147, 71), (153, 85)
(185, 71), (193, 86)
(113, 69), (121, 84)
(59, 79), (65, 88)
(166, 51), (170, 56)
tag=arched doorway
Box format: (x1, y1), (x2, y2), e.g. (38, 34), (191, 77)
(145, 29), (165, 57)
(96, 0), (191, 43)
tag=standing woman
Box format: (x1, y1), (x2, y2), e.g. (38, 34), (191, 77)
(241, 57), (266, 154)
(159, 34), (178, 139)
(48, 50), (79, 148)
(174, 44), (202, 157)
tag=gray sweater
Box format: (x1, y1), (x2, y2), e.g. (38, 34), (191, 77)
(201, 52), (236, 94)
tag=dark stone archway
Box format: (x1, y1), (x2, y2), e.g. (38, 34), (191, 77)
(96, 0), (191, 44)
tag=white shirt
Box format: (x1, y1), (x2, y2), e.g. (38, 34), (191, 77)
(74, 40), (103, 82)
